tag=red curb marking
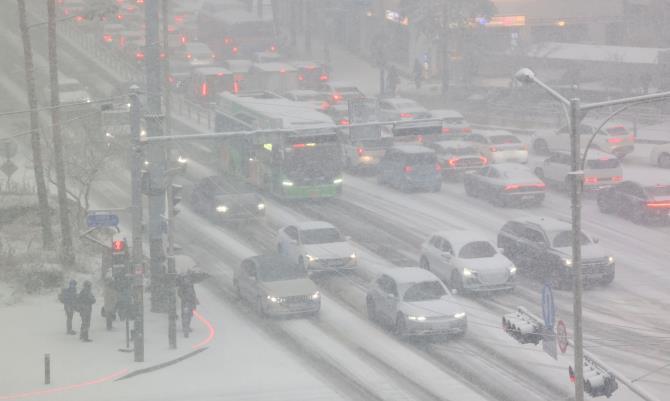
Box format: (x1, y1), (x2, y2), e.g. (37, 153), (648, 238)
(192, 310), (215, 349)
(0, 369), (128, 400)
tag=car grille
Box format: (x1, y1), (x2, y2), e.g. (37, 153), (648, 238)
(582, 259), (611, 274)
(286, 294), (313, 303)
(318, 258), (350, 268)
(478, 271), (509, 285)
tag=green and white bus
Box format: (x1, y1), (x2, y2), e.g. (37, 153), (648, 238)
(215, 92), (343, 200)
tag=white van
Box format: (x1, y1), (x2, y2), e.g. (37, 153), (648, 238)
(534, 150), (623, 191)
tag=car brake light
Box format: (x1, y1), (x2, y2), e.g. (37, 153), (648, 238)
(608, 137), (624, 144)
(490, 146), (497, 152)
(462, 127), (472, 133)
(201, 82), (208, 97)
(233, 80), (240, 94)
(319, 74), (329, 81)
(224, 37), (232, 44)
(116, 14), (124, 20)
(174, 15), (184, 24)
(298, 74), (305, 81)
(332, 93), (342, 101)
(647, 202), (670, 208)
(135, 51), (144, 60)
(448, 158), (459, 167)
(357, 147), (364, 156)
(270, 45), (277, 52)
(339, 119), (349, 126)
(534, 182), (546, 188)
(181, 35), (187, 44)
(417, 135), (424, 143)
(400, 112), (414, 118)
(320, 101), (330, 110)
(103, 34), (113, 42)
(75, 15), (84, 22)
(505, 184), (520, 191)
(480, 156), (488, 165)
(435, 163), (442, 172)
(612, 175), (623, 182)
(584, 176), (599, 184)
(404, 165), (413, 174)
(442, 127), (450, 133)
(186, 53), (192, 60)
(232, 47), (239, 54)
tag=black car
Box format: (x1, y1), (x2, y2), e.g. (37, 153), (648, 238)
(497, 217), (615, 288)
(191, 176), (265, 222)
(597, 181), (670, 223)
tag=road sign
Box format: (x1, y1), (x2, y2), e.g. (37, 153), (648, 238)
(86, 212), (119, 228)
(542, 283), (556, 330)
(1, 160), (18, 178)
(542, 326), (557, 360)
(556, 320), (568, 353)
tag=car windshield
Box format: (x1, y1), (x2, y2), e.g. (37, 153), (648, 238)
(646, 185), (670, 196)
(586, 158), (620, 169)
(606, 126), (628, 136)
(258, 262), (308, 282)
(403, 281), (447, 302)
(459, 241), (497, 259)
(301, 228), (343, 244)
(552, 231), (591, 247)
(489, 135), (521, 144)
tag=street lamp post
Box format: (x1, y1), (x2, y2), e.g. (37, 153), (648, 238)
(515, 68), (670, 401)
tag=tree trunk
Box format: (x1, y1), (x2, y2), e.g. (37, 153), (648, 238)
(47, 0), (75, 265)
(16, 0), (54, 249)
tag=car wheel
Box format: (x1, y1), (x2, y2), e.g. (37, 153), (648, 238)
(366, 298), (377, 322)
(451, 270), (464, 294)
(256, 297), (266, 317)
(602, 268), (615, 285)
(631, 206), (647, 224)
(533, 139), (549, 155)
(395, 313), (407, 338)
(419, 256), (430, 271)
(658, 153), (670, 168)
(534, 167), (545, 180)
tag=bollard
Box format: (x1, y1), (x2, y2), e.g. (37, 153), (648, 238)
(44, 353), (50, 385)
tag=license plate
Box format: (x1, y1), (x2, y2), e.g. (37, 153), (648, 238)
(521, 195), (534, 201)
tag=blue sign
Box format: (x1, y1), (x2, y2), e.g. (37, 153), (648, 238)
(86, 213), (119, 228)
(542, 284), (556, 330)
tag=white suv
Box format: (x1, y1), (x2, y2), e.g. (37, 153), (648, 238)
(533, 150), (623, 191)
(532, 120), (635, 159)
(277, 221), (357, 272)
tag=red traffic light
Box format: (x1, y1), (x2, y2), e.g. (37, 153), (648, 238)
(568, 366), (575, 383)
(112, 240), (126, 252)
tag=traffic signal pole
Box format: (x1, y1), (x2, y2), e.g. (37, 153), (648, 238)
(129, 87), (144, 362)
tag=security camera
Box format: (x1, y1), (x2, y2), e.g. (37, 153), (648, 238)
(514, 68), (536, 84)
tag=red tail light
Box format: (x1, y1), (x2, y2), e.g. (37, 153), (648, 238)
(332, 93), (342, 102)
(320, 101), (330, 110)
(646, 202), (670, 209)
(233, 80), (240, 94)
(505, 184), (520, 191)
(442, 127), (450, 134)
(584, 176), (599, 184)
(298, 74), (305, 81)
(356, 147), (364, 156)
(180, 35), (187, 44)
(435, 163), (442, 172)
(116, 14), (124, 20)
(270, 45), (277, 52)
(103, 34), (113, 43)
(135, 51), (144, 60)
(480, 156), (488, 165)
(534, 182), (546, 188)
(232, 47), (239, 54)
(224, 37), (232, 45)
(201, 82), (208, 97)
(174, 15), (184, 24)
(448, 158), (459, 167)
(186, 53), (192, 60)
(490, 146), (497, 152)
(400, 113), (414, 119)
(608, 137), (624, 144)
(612, 175), (623, 182)
(292, 143), (306, 149)
(339, 119), (350, 126)
(417, 135), (424, 143)
(462, 127), (472, 133)
(319, 74), (329, 81)
(404, 165), (413, 174)
(75, 15), (84, 22)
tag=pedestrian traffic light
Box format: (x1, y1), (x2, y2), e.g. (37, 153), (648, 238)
(170, 183), (183, 217)
(502, 307), (543, 345)
(111, 239), (130, 276)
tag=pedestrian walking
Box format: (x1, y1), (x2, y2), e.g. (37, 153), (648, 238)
(58, 280), (77, 335)
(76, 281), (96, 342)
(413, 59), (423, 89)
(177, 271), (200, 338)
(387, 65), (399, 96)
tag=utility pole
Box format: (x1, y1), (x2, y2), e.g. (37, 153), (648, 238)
(569, 98), (585, 401)
(145, 0), (167, 313)
(440, 0), (450, 96)
(47, 0), (75, 265)
(129, 86), (144, 362)
(304, 0), (312, 55)
(16, 0), (54, 249)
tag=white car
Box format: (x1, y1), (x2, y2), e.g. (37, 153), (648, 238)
(420, 231), (516, 293)
(650, 143), (670, 168)
(283, 89), (330, 111)
(531, 120), (635, 159)
(430, 109), (472, 137)
(366, 268), (467, 338)
(534, 150), (623, 191)
(277, 221), (357, 272)
(378, 97), (432, 121)
(464, 131), (528, 164)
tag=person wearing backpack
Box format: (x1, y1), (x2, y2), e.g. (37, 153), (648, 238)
(58, 280), (78, 335)
(76, 281), (96, 342)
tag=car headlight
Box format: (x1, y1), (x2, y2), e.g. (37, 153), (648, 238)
(454, 312), (466, 319)
(463, 267), (475, 277)
(333, 177), (343, 184)
(350, 252), (356, 259)
(282, 180), (294, 187)
(608, 256), (615, 265)
(257, 203), (265, 211)
(177, 155), (188, 164)
(407, 315), (426, 321)
(306, 254), (318, 262)
(311, 291), (320, 300)
(508, 265), (517, 275)
(216, 205), (228, 213)
(563, 258), (573, 267)
(266, 295), (284, 303)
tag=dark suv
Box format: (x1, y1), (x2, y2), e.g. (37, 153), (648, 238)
(377, 145), (442, 192)
(496, 217), (615, 288)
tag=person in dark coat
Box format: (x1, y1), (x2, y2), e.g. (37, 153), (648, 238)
(76, 281), (96, 342)
(177, 273), (199, 338)
(387, 65), (399, 96)
(413, 59), (423, 89)
(58, 280), (78, 335)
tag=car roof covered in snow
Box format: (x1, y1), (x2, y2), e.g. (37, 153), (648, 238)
(515, 216), (571, 233)
(295, 221), (337, 231)
(549, 149), (616, 160)
(434, 230), (495, 253)
(250, 62), (297, 73)
(391, 144), (435, 154)
(433, 140), (477, 150)
(430, 109), (465, 119)
(383, 267), (441, 284)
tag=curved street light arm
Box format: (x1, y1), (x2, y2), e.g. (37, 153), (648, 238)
(580, 104), (632, 170)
